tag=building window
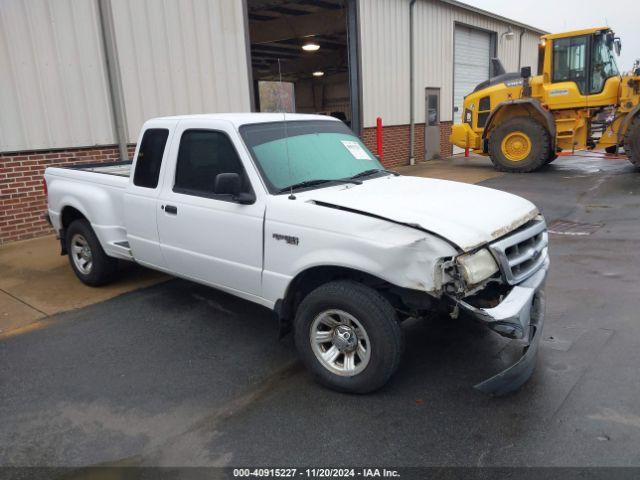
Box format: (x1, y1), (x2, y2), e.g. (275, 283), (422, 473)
(427, 94), (439, 127)
(133, 128), (169, 188)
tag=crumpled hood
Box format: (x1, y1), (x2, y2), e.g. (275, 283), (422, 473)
(300, 175), (539, 251)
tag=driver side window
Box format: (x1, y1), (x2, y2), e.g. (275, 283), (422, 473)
(174, 129), (250, 199)
(590, 36), (619, 94)
(552, 36), (588, 93)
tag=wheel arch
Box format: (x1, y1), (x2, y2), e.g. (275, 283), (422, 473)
(274, 265), (397, 335)
(617, 103), (640, 145)
(58, 205), (90, 255)
(61, 205), (89, 229)
(483, 100), (556, 153)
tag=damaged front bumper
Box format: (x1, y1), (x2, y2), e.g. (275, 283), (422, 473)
(454, 257), (549, 396)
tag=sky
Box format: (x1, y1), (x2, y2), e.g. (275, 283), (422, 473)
(462, 0), (640, 71)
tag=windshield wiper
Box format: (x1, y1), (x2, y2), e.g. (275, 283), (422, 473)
(277, 178), (362, 194)
(349, 168), (400, 179)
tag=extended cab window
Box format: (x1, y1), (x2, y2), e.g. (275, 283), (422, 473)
(552, 36), (588, 93)
(174, 130), (249, 197)
(133, 128), (169, 188)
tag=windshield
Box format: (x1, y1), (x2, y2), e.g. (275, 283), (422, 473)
(239, 120), (383, 193)
(590, 33), (620, 93)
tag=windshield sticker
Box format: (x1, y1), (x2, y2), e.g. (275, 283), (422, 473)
(341, 140), (372, 160)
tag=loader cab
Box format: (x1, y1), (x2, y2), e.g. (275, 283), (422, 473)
(540, 28), (621, 109)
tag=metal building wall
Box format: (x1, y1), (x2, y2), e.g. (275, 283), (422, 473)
(0, 0), (115, 152)
(110, 0), (252, 143)
(0, 0), (251, 152)
(520, 31), (542, 75)
(358, 0), (411, 129)
(358, 0), (543, 128)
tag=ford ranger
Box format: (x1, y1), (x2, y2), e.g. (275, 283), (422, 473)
(44, 113), (548, 395)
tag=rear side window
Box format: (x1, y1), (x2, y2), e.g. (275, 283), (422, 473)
(174, 130), (248, 197)
(133, 128), (169, 188)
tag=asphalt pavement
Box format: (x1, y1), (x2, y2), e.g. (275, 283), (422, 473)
(1, 155), (639, 472)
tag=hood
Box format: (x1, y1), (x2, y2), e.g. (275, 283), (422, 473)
(299, 175), (538, 251)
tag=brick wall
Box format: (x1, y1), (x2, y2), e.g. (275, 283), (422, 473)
(440, 121), (453, 158)
(362, 123), (425, 168)
(0, 144), (135, 245)
(362, 122), (453, 168)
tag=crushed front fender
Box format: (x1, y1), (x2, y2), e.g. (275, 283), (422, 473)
(453, 259), (548, 396)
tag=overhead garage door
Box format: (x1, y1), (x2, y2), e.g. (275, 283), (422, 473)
(453, 25), (492, 137)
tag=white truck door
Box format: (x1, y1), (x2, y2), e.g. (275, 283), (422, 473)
(156, 119), (265, 298)
(124, 123), (174, 269)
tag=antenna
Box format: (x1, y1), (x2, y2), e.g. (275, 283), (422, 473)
(277, 58), (295, 200)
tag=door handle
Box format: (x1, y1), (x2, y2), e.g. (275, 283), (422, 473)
(164, 205), (178, 215)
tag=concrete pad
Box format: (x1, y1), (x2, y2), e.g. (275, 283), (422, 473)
(397, 155), (504, 184)
(0, 235), (167, 334)
(0, 291), (44, 334)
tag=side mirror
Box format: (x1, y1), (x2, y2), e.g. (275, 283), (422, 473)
(614, 38), (622, 56)
(520, 66), (532, 79)
(214, 172), (241, 195)
(213, 172), (255, 204)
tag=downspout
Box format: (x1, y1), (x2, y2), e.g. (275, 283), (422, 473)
(518, 28), (525, 69)
(409, 0), (417, 165)
(97, 0), (129, 161)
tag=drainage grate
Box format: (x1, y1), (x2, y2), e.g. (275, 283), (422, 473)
(547, 219), (603, 236)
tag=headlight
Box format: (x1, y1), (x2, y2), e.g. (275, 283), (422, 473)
(456, 248), (499, 285)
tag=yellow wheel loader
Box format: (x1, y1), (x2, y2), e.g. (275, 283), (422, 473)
(449, 27), (640, 172)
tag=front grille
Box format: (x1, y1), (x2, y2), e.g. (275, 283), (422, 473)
(489, 217), (548, 285)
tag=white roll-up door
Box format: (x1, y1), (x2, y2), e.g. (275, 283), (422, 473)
(453, 25), (491, 153)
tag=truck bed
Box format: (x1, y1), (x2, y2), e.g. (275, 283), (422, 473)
(63, 160), (132, 177)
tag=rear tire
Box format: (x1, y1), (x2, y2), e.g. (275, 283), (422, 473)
(66, 219), (118, 286)
(489, 116), (551, 172)
(623, 117), (640, 168)
(293, 281), (403, 394)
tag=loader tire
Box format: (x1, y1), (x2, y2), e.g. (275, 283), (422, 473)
(489, 116), (551, 173)
(623, 117), (640, 168)
(545, 151), (559, 164)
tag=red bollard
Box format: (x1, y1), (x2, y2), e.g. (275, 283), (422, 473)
(376, 116), (383, 161)
(465, 148), (470, 158)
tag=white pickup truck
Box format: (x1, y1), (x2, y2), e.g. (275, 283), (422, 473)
(45, 113), (549, 395)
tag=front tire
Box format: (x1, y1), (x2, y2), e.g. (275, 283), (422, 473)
(66, 219), (118, 286)
(489, 116), (551, 172)
(294, 281), (403, 394)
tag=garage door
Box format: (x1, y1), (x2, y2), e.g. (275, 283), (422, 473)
(453, 26), (491, 152)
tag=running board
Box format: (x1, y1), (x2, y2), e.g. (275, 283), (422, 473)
(108, 240), (133, 259)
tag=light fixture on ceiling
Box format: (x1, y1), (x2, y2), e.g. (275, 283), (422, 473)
(302, 42), (320, 52)
(312, 71), (325, 77)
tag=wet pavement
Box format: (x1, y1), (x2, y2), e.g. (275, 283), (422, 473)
(1, 155), (640, 470)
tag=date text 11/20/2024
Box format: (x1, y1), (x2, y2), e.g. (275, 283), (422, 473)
(233, 468), (401, 478)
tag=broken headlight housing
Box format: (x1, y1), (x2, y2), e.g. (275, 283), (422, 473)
(456, 248), (499, 285)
